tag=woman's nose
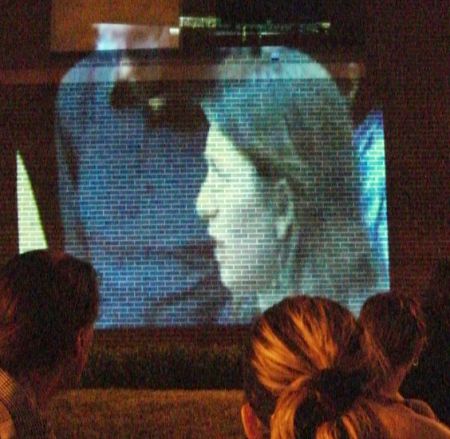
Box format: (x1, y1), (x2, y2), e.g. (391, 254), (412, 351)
(196, 176), (218, 221)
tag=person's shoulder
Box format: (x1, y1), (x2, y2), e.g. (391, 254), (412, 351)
(59, 53), (99, 84)
(405, 398), (438, 419)
(0, 370), (52, 439)
(56, 53), (103, 108)
(415, 415), (450, 439)
(0, 401), (16, 439)
(375, 401), (450, 439)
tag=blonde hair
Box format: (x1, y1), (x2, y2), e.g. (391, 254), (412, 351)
(243, 295), (387, 439)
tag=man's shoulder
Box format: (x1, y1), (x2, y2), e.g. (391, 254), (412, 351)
(0, 401), (16, 439)
(0, 369), (52, 439)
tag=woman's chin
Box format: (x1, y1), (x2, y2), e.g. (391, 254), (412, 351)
(218, 269), (237, 293)
(219, 268), (269, 296)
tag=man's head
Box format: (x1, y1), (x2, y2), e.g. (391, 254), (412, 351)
(0, 250), (99, 382)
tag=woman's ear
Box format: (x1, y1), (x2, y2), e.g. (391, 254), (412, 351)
(272, 179), (295, 241)
(241, 403), (264, 439)
(74, 324), (94, 376)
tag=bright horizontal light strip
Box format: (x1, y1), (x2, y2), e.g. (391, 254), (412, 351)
(179, 16), (219, 28)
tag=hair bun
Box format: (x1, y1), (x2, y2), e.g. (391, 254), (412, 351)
(312, 367), (365, 420)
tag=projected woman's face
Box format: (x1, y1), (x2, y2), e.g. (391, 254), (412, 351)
(196, 124), (280, 294)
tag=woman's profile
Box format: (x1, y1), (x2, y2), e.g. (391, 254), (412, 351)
(196, 47), (378, 322)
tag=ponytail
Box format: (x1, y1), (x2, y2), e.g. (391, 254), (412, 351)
(271, 368), (369, 439)
(243, 296), (389, 439)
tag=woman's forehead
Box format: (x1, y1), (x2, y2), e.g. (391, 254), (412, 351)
(204, 124), (257, 174)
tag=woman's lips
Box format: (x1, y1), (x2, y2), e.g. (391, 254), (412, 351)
(212, 239), (225, 260)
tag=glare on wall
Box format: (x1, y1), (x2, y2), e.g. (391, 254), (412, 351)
(17, 151), (47, 252)
(51, 0), (180, 52)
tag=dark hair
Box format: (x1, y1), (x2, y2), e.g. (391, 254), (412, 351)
(201, 47), (377, 313)
(420, 258), (450, 336)
(243, 295), (386, 439)
(359, 291), (426, 372)
(0, 250), (99, 376)
(400, 259), (450, 424)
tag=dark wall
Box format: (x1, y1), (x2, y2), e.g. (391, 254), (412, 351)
(365, 0), (449, 292)
(0, 0), (54, 69)
(0, 0), (448, 297)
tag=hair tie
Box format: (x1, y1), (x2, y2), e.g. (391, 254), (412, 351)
(313, 368), (365, 419)
(293, 368), (366, 438)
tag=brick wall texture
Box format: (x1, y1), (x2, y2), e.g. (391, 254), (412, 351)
(2, 49), (394, 326)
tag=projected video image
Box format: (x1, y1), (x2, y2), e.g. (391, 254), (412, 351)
(49, 35), (390, 327)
